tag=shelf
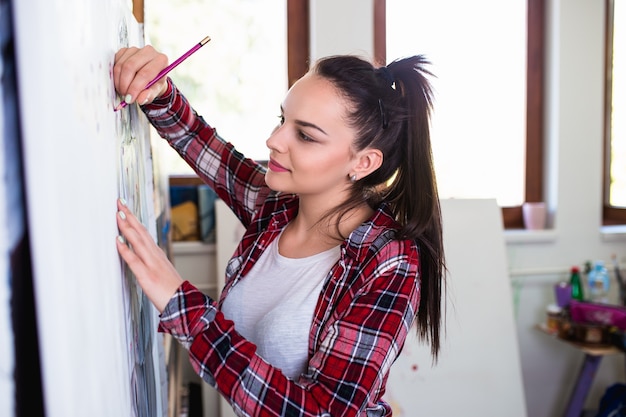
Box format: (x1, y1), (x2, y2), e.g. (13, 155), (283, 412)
(172, 241), (216, 255)
(536, 324), (621, 356)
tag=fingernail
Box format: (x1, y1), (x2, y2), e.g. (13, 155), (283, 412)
(117, 235), (125, 244)
(119, 197), (127, 206)
(118, 211), (127, 220)
(141, 94), (150, 105)
(124, 94), (133, 104)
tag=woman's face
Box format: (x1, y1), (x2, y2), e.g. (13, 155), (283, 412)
(265, 74), (358, 200)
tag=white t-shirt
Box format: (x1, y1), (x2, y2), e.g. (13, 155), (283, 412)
(221, 234), (340, 379)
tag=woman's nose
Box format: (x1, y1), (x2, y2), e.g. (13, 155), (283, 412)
(266, 124), (287, 152)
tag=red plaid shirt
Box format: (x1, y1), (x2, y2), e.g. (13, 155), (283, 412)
(146, 79), (421, 417)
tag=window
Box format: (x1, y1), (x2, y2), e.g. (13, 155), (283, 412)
(375, 0), (545, 229)
(144, 0), (309, 172)
(604, 0), (626, 224)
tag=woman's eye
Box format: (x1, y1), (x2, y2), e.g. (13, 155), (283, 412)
(298, 131), (314, 142)
(275, 115), (314, 142)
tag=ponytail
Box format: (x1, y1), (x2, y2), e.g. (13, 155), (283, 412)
(313, 55), (446, 360)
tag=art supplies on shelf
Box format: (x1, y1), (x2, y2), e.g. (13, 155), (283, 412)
(546, 260), (626, 351)
(543, 299), (626, 351)
(169, 176), (217, 243)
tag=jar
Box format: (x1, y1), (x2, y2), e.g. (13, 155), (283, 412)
(546, 304), (563, 333)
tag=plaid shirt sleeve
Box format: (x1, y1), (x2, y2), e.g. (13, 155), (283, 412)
(160, 240), (420, 417)
(141, 78), (270, 226)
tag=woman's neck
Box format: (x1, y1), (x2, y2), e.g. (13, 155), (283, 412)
(278, 200), (374, 258)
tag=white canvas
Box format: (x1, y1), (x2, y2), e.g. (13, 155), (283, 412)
(11, 1), (164, 416)
(385, 199), (527, 416)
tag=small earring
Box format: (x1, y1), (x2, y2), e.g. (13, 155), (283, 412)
(350, 174), (357, 183)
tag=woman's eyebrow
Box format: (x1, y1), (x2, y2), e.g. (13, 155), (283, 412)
(280, 105), (328, 136)
(294, 120), (328, 136)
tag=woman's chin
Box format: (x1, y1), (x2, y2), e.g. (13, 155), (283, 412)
(264, 171), (289, 192)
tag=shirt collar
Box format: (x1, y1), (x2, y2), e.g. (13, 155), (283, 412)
(343, 203), (400, 260)
(266, 197), (401, 261)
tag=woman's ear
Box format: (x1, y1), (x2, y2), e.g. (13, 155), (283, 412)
(353, 148), (383, 178)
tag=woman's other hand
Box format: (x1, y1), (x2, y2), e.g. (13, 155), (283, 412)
(115, 198), (183, 313)
(113, 45), (169, 106)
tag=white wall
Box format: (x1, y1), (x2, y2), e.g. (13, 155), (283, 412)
(309, 0), (375, 61)
(310, 1), (626, 416)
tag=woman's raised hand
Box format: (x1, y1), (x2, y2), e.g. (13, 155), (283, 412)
(113, 45), (169, 107)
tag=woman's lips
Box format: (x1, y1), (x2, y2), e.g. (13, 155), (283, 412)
(268, 159), (289, 172)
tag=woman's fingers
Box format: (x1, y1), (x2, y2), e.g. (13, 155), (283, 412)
(112, 45), (169, 105)
(115, 198), (184, 312)
(113, 47), (141, 97)
(116, 234), (150, 279)
(116, 199), (154, 263)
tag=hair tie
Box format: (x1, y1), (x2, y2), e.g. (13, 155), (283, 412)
(377, 67), (394, 129)
(378, 98), (389, 129)
(378, 66), (396, 90)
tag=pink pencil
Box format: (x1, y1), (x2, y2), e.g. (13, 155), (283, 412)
(114, 35), (211, 111)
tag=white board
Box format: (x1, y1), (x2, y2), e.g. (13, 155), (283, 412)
(385, 199), (527, 416)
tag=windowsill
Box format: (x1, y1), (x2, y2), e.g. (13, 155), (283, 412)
(601, 225), (626, 242)
(504, 226), (626, 244)
(504, 228), (557, 244)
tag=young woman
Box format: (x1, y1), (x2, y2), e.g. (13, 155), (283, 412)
(113, 45), (445, 416)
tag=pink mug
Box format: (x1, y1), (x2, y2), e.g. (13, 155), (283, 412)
(522, 202), (547, 230)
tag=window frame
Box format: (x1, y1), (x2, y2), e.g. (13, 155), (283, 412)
(373, 0), (545, 230)
(603, 0), (626, 225)
(287, 0), (310, 88)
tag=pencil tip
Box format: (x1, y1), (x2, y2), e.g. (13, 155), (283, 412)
(114, 102), (125, 112)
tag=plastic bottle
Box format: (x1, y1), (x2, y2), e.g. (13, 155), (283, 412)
(569, 266), (584, 301)
(587, 260), (610, 303)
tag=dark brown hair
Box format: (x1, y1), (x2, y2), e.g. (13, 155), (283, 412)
(312, 55), (446, 360)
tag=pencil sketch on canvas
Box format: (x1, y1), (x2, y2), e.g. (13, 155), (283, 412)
(116, 12), (163, 417)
